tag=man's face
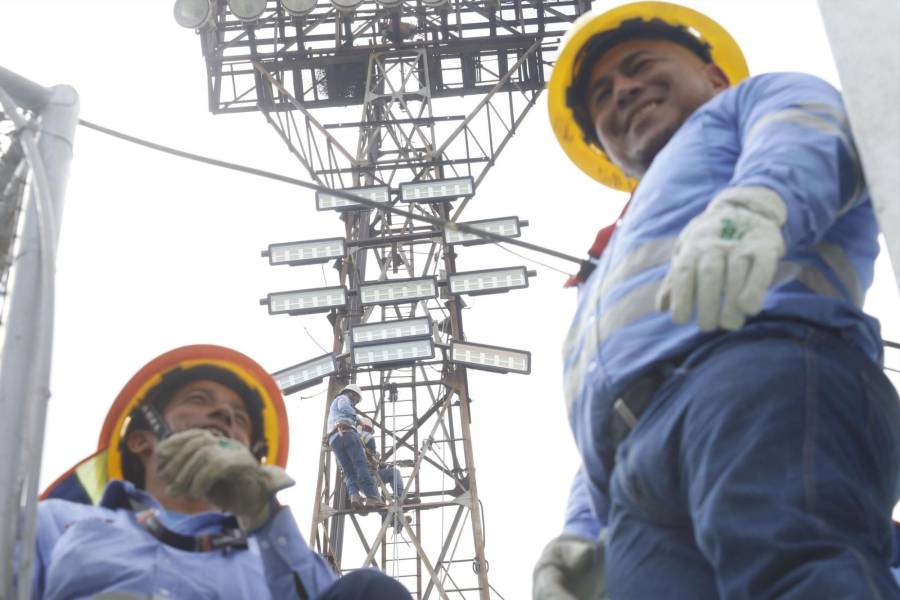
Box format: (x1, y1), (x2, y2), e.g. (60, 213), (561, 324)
(585, 38), (729, 178)
(161, 379), (253, 448)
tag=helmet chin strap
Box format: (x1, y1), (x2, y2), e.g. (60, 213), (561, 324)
(138, 403), (173, 441)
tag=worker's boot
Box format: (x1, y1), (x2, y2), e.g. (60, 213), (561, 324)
(350, 493), (366, 513)
(365, 495), (387, 510)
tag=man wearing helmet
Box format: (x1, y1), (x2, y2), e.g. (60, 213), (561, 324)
(327, 383), (386, 511)
(535, 2), (900, 599)
(31, 345), (411, 599)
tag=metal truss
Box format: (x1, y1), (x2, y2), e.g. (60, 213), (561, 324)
(191, 1), (588, 597)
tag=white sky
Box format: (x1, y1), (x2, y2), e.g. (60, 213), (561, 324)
(2, 1), (899, 598)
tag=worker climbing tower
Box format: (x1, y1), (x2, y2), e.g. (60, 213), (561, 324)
(176, 0), (588, 596)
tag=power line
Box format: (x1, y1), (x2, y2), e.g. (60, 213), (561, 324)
(77, 118), (585, 273)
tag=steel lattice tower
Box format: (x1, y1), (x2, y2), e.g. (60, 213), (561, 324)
(183, 1), (588, 597)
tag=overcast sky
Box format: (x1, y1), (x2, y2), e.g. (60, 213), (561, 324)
(2, 1), (899, 598)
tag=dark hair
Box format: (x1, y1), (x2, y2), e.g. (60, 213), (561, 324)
(120, 365), (267, 488)
(567, 17), (713, 147)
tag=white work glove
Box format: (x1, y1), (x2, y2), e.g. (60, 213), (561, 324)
(156, 430), (294, 531)
(656, 186), (787, 331)
(533, 534), (606, 600)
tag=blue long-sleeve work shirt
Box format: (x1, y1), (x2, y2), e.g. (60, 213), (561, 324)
(563, 72), (882, 533)
(32, 480), (336, 599)
(326, 393), (357, 436)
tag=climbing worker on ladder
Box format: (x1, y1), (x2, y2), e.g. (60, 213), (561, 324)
(533, 2), (900, 598)
(327, 383), (386, 512)
(32, 345), (410, 599)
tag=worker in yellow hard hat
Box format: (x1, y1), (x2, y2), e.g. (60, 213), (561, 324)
(535, 2), (900, 599)
(32, 345), (411, 599)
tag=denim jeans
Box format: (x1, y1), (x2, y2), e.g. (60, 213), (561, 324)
(329, 431), (378, 498)
(378, 464), (404, 497)
(605, 320), (900, 599)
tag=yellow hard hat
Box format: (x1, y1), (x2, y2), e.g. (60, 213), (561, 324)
(42, 345), (289, 504)
(548, 1), (749, 192)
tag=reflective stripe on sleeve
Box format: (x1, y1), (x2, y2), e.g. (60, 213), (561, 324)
(744, 104), (864, 212)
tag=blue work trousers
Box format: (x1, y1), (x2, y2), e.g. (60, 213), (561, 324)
(605, 320), (900, 599)
(319, 568), (411, 599)
(329, 431), (378, 498)
(378, 465), (404, 497)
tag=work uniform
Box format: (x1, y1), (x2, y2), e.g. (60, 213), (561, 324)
(563, 72), (900, 597)
(327, 393), (379, 499)
(34, 480), (343, 599)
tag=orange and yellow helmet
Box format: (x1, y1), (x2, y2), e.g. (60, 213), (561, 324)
(42, 345), (289, 504)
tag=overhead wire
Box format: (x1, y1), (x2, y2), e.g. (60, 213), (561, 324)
(77, 118), (586, 273)
(76, 119), (900, 353)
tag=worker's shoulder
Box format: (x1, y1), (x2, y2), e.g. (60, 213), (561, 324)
(733, 71), (843, 105)
(39, 496), (120, 526)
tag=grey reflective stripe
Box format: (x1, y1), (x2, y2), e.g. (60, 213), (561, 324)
(599, 237), (676, 297)
(597, 279), (661, 343)
(813, 242), (863, 306)
(563, 309), (600, 414)
(744, 105), (864, 212)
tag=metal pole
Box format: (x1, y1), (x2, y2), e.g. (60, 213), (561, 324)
(0, 67), (78, 598)
(817, 0), (900, 293)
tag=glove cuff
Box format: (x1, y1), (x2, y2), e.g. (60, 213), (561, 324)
(709, 186), (787, 225)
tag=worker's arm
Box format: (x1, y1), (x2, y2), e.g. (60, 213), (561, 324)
(658, 73), (866, 331)
(156, 430), (337, 598)
(253, 504), (338, 598)
(726, 72), (864, 249)
(533, 468), (607, 600)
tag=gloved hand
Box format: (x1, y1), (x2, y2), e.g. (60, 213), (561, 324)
(533, 534), (606, 600)
(656, 186), (787, 331)
(156, 430), (294, 531)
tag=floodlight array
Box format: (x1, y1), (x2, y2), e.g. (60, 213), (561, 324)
(265, 286), (347, 315)
(273, 353), (337, 395)
(359, 277), (438, 306)
(266, 237), (346, 266)
(444, 216), (522, 245)
(399, 177), (474, 203)
(450, 341), (531, 374)
(449, 266), (529, 296)
(316, 185), (390, 211)
(353, 339), (435, 368)
(351, 317), (432, 346)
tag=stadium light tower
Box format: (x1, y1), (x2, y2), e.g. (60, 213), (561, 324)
(178, 1), (589, 596)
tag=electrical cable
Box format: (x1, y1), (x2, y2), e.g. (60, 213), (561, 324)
(77, 118), (587, 273)
(303, 325), (329, 354)
(495, 240), (573, 277)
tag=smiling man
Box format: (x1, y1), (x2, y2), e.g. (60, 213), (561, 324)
(534, 2), (900, 599)
(32, 345), (411, 600)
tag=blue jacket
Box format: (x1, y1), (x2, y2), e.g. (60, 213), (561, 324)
(327, 393), (358, 439)
(563, 72), (880, 535)
(32, 480), (336, 599)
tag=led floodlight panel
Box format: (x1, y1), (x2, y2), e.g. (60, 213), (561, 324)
(353, 339), (435, 368)
(399, 177), (474, 203)
(359, 277), (438, 306)
(450, 341), (531, 374)
(267, 286), (347, 315)
(316, 185), (390, 211)
(267, 237), (346, 266)
(351, 317), (432, 346)
(273, 353), (336, 395)
(448, 266), (528, 296)
(444, 216), (522, 245)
